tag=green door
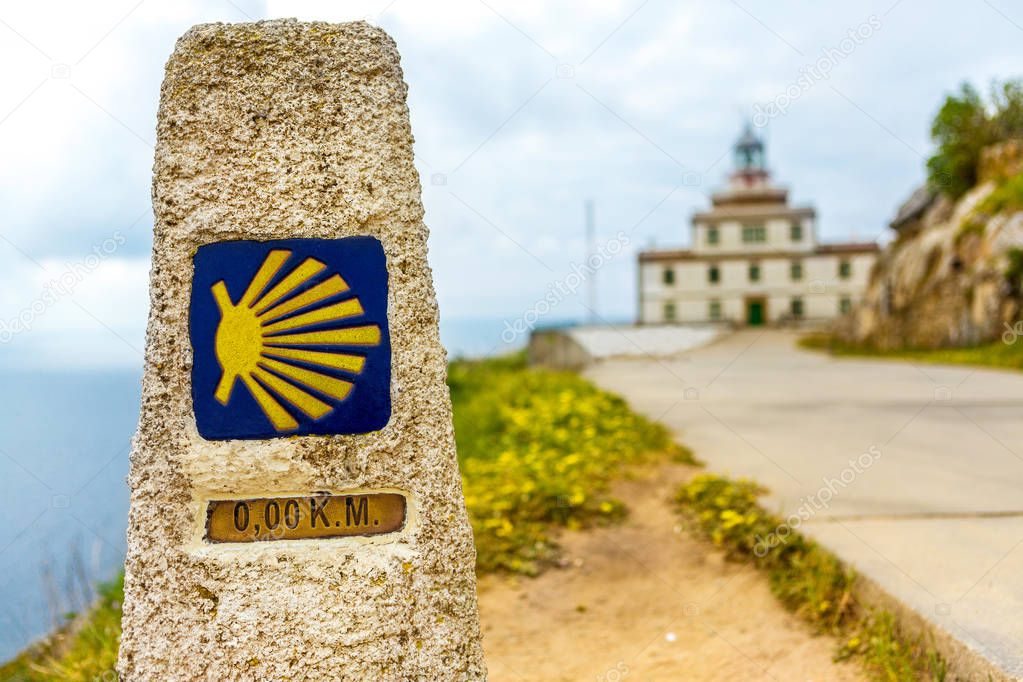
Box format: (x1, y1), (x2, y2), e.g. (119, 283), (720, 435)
(747, 300), (764, 326)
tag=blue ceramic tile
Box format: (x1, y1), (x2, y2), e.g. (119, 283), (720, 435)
(190, 237), (391, 440)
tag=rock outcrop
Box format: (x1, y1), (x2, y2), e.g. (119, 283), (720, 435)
(837, 141), (1023, 349)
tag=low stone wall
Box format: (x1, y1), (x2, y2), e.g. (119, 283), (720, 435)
(528, 325), (723, 370)
(527, 329), (592, 371)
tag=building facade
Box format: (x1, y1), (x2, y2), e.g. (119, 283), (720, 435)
(638, 126), (879, 326)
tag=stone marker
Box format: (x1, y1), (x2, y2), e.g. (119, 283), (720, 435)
(118, 20), (486, 680)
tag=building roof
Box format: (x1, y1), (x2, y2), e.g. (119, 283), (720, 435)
(638, 249), (693, 262)
(814, 242), (882, 254)
(709, 186), (789, 207)
(889, 185), (935, 230)
(638, 241), (879, 263)
(692, 204), (815, 222)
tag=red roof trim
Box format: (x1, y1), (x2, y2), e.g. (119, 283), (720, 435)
(638, 242), (879, 262)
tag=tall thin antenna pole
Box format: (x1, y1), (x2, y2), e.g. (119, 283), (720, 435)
(585, 199), (596, 324)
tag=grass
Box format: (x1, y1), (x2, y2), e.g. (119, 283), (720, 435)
(676, 474), (947, 681)
(449, 352), (692, 574)
(0, 575), (122, 682)
(800, 333), (1023, 372)
(975, 172), (1023, 217)
(2, 353), (687, 678)
(958, 172), (1023, 239)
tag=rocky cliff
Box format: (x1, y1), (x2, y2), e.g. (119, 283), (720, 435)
(837, 141), (1023, 349)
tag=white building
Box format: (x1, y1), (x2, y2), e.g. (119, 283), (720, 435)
(638, 126), (879, 326)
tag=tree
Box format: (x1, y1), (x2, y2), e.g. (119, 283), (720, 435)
(927, 80), (1023, 198)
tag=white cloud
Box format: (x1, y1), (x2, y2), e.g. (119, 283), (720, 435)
(0, 254), (149, 369)
(1, 0), (1022, 366)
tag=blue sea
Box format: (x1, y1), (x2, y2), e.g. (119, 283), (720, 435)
(0, 317), (530, 660)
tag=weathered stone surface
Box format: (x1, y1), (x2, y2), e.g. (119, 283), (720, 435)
(118, 20), (485, 681)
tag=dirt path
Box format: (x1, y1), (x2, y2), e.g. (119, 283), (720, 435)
(477, 463), (864, 682)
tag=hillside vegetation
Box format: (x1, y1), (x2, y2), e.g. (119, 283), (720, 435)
(928, 80), (1023, 198)
(835, 78), (1023, 351)
(801, 332), (1023, 372)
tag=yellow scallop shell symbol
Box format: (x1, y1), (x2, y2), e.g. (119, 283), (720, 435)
(211, 249), (381, 432)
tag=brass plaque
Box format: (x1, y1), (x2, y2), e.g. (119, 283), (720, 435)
(205, 493), (406, 543)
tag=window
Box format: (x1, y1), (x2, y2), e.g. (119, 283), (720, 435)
(707, 226), (719, 245)
(838, 259), (852, 279)
(709, 300), (722, 321)
(664, 301), (676, 321)
(708, 265), (720, 284)
(790, 260), (803, 281)
(748, 262), (761, 282)
(840, 297), (852, 314)
(742, 224), (767, 243)
(791, 297), (804, 318)
(663, 267), (675, 285)
(790, 221), (803, 242)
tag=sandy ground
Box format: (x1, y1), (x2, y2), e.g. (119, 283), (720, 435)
(477, 463), (864, 682)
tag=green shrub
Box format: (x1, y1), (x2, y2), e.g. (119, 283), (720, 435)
(451, 354), (685, 573)
(927, 80), (1023, 198)
(4, 575), (123, 682)
(976, 172), (1023, 215)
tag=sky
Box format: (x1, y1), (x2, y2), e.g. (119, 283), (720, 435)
(0, 0), (1021, 367)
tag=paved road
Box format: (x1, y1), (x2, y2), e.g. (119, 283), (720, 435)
(586, 331), (1023, 678)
